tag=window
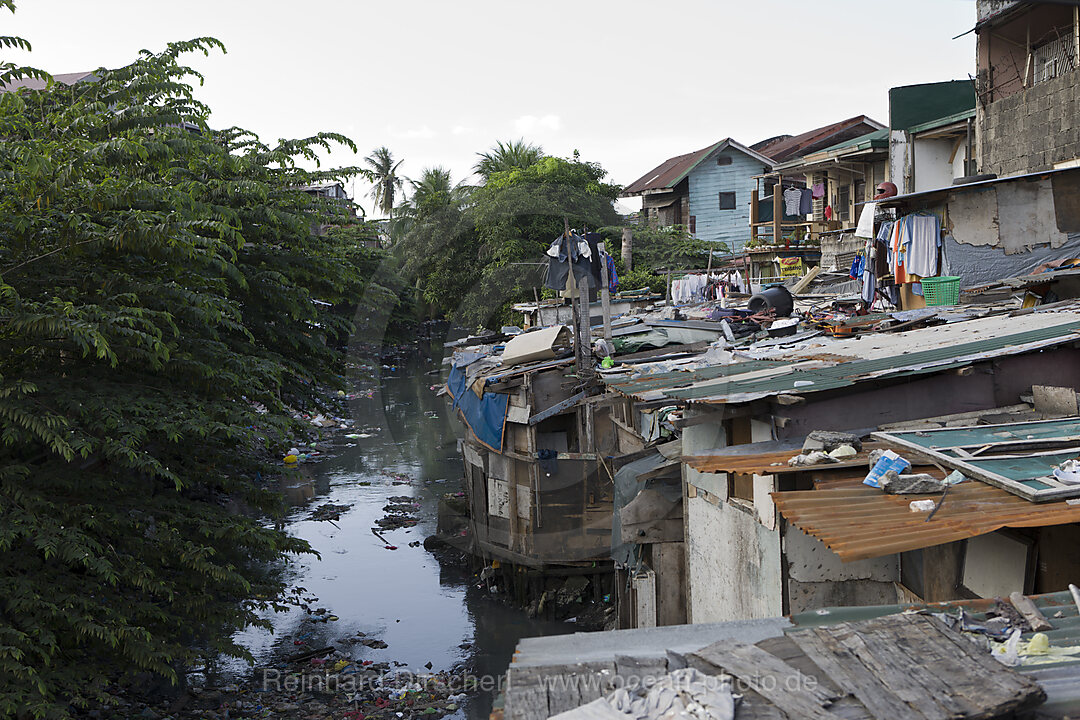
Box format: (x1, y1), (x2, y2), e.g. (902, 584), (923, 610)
(1033, 32), (1077, 84)
(716, 155), (733, 166)
(689, 215), (696, 234)
(837, 185), (851, 223)
(719, 192), (736, 210)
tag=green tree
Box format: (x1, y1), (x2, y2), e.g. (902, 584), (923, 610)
(598, 224), (730, 274)
(473, 138), (543, 180)
(360, 145), (405, 219)
(394, 167), (479, 318)
(457, 154), (621, 327)
(0, 28), (378, 716)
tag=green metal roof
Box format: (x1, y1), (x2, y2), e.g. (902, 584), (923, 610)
(908, 107), (977, 136)
(623, 318), (1080, 403)
(890, 80), (977, 132)
(815, 128), (889, 155)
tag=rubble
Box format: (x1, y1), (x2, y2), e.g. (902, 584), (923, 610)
(881, 471), (946, 494)
(803, 430), (863, 453)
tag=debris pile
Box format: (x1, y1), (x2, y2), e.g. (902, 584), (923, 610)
(376, 496), (421, 531)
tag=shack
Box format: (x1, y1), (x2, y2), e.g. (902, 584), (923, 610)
(600, 306), (1080, 626)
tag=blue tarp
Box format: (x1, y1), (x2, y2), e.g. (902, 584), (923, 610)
(447, 364), (509, 453)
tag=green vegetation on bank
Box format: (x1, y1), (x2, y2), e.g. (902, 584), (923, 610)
(0, 24), (392, 715)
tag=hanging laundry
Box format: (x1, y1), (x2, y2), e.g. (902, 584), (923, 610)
(854, 201), (876, 239)
(783, 187), (803, 216)
(849, 255), (865, 279)
(824, 205), (834, 220)
(544, 233), (596, 291)
(861, 263), (876, 304)
(898, 214), (942, 277)
(888, 220), (909, 285)
(812, 182), (825, 199)
(799, 188), (813, 216)
(606, 254), (619, 293)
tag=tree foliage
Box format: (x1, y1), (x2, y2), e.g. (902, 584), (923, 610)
(597, 224), (729, 274)
(0, 28), (377, 717)
(392, 167), (479, 318)
(397, 151), (621, 328)
(360, 145), (405, 219)
(472, 138), (543, 180)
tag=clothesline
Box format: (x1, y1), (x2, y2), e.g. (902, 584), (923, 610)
(670, 271), (750, 304)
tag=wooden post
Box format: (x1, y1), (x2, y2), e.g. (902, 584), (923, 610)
(665, 269), (672, 305)
(621, 227), (633, 273)
(525, 373), (541, 529)
(750, 188), (759, 247)
(565, 219), (583, 373)
(601, 285), (612, 341)
(578, 274), (592, 377)
(772, 186), (783, 250)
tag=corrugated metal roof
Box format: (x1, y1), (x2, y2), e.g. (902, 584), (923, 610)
(621, 138), (774, 196)
(753, 115), (885, 163)
(684, 443), (890, 475)
(875, 165), (1080, 208)
(773, 475), (1080, 562)
(602, 312), (1080, 405)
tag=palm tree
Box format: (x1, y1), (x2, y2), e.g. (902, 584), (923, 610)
(473, 139), (544, 180)
(360, 146), (405, 218)
(390, 167), (470, 241)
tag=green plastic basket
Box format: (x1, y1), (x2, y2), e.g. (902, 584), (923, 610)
(920, 275), (960, 306)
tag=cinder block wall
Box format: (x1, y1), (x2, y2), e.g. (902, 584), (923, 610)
(978, 69), (1080, 176)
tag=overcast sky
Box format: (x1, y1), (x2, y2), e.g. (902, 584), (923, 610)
(6, 1), (977, 215)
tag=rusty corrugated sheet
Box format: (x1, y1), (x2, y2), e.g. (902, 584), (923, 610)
(683, 443), (890, 475)
(622, 143), (720, 195)
(754, 115), (882, 163)
(772, 478), (1080, 562)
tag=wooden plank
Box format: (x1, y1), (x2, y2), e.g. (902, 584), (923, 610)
(1009, 591), (1053, 631)
(826, 622), (953, 719)
(529, 391), (586, 425)
(896, 614), (1042, 714)
(789, 626), (923, 720)
(684, 654), (786, 720)
(691, 641), (839, 720)
(754, 636), (872, 720)
(833, 613), (1038, 720)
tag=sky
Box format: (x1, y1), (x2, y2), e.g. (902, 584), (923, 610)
(5, 0), (978, 216)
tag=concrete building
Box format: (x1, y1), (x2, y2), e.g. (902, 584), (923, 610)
(887, 80), (978, 194)
(974, 0), (1080, 176)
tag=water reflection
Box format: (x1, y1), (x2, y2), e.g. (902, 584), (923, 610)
(233, 346), (574, 719)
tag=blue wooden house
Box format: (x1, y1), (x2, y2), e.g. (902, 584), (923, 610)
(622, 139), (774, 253)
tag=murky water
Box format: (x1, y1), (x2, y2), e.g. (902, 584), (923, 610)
(232, 344), (574, 719)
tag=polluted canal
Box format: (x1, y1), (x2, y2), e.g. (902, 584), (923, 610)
(219, 342), (576, 720)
